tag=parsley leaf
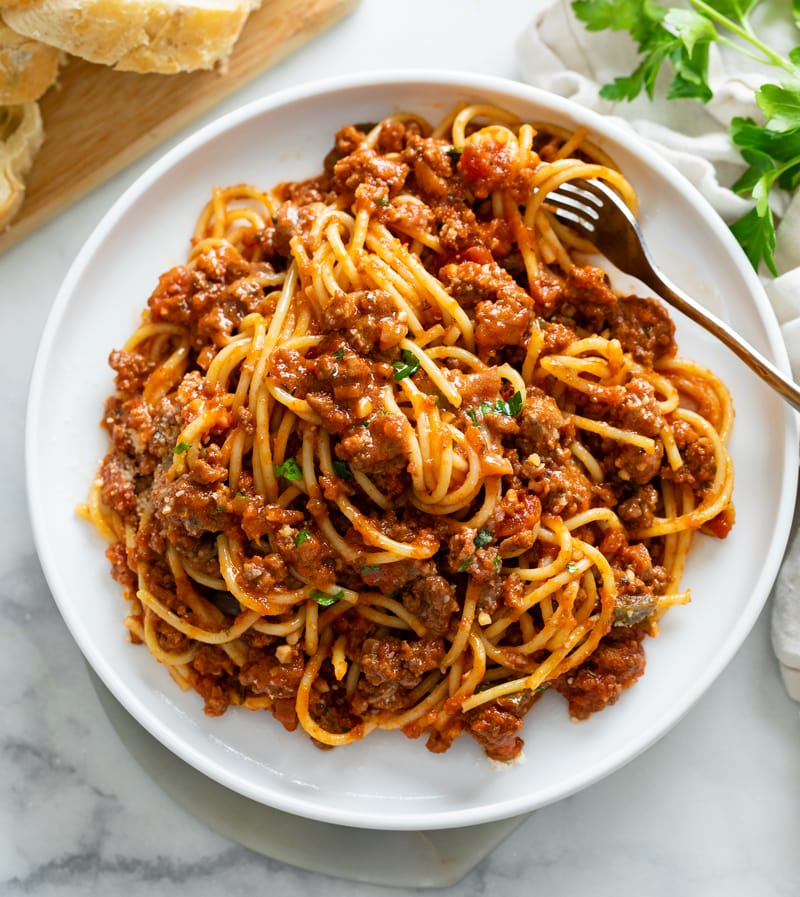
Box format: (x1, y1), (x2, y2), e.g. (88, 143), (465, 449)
(309, 588), (345, 607)
(173, 441), (192, 454)
(274, 458), (303, 481)
(731, 117), (800, 172)
(506, 391), (524, 415)
(731, 144), (776, 200)
(572, 0), (664, 41)
(295, 529), (311, 547)
(392, 349), (421, 381)
(662, 8), (715, 55)
(589, 6), (715, 103)
(332, 459), (353, 478)
(457, 555), (474, 573)
(730, 204), (778, 275)
(669, 48), (714, 100)
(730, 110), (800, 275)
(756, 83), (800, 133)
(474, 528), (493, 548)
(469, 392), (524, 423)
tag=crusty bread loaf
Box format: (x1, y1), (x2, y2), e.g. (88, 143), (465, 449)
(2, 0), (257, 74)
(0, 22), (61, 104)
(0, 102), (43, 229)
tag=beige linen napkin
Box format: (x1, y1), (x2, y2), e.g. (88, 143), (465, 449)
(515, 0), (800, 699)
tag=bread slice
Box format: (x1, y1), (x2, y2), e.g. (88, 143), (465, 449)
(0, 102), (43, 229)
(0, 22), (61, 104)
(2, 0), (257, 74)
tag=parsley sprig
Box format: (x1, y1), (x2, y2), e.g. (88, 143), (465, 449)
(572, 0), (800, 274)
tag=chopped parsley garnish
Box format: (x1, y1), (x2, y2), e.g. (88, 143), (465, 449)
(566, 561), (579, 573)
(392, 349), (421, 381)
(274, 457), (302, 481)
(473, 528), (493, 548)
(457, 555), (474, 573)
(173, 442), (192, 454)
(309, 588), (345, 607)
(506, 391), (524, 415)
(333, 459), (353, 478)
(485, 392), (524, 417)
(360, 565), (381, 575)
(468, 391), (524, 425)
(493, 554), (502, 571)
(294, 529), (311, 547)
(333, 346), (345, 359)
(375, 196), (390, 207)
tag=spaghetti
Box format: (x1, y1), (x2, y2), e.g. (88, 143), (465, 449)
(83, 102), (734, 762)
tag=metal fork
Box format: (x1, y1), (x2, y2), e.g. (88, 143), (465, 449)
(545, 177), (800, 413)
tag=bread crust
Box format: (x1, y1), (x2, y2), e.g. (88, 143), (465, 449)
(0, 101), (43, 229)
(2, 0), (254, 73)
(0, 22), (61, 104)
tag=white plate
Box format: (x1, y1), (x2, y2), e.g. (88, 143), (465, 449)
(88, 668), (525, 887)
(26, 70), (799, 831)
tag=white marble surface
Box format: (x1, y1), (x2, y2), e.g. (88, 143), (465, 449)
(2, 1), (799, 894)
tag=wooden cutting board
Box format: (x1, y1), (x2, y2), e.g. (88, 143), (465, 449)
(0, 0), (360, 254)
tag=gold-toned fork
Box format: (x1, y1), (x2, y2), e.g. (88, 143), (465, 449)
(545, 177), (800, 412)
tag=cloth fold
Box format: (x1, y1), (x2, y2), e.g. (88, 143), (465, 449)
(515, 0), (800, 699)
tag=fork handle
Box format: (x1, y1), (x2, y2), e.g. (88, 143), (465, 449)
(637, 267), (800, 414)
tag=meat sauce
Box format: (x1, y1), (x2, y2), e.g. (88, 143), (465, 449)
(98, 116), (732, 762)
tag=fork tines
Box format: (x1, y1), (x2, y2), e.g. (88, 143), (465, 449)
(542, 178), (607, 235)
